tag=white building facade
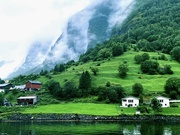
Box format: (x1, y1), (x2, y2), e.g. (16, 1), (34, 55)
(121, 96), (139, 107)
(156, 96), (170, 107)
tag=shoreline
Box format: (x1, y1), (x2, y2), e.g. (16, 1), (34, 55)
(1, 113), (180, 122)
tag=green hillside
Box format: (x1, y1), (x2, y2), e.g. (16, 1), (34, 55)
(38, 50), (179, 95)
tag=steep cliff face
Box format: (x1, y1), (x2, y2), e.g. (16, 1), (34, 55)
(8, 0), (135, 77)
(43, 0), (135, 69)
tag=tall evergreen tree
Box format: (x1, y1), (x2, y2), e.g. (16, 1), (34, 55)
(79, 71), (91, 90)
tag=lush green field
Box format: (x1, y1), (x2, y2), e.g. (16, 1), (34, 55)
(22, 103), (180, 116)
(23, 103), (122, 116)
(22, 103), (137, 116)
(38, 51), (180, 95)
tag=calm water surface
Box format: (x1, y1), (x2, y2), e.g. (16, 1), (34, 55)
(0, 121), (180, 135)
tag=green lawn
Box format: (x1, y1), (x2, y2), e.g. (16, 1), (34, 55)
(22, 103), (180, 116)
(22, 103), (137, 116)
(160, 107), (180, 115)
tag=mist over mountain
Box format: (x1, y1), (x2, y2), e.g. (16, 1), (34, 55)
(8, 0), (135, 78)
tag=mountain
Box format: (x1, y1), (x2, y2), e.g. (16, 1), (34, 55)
(42, 0), (136, 69)
(8, 0), (135, 78)
(112, 0), (180, 53)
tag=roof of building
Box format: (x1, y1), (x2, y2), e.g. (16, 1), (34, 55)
(27, 80), (42, 84)
(122, 96), (139, 100)
(18, 95), (37, 100)
(0, 83), (12, 87)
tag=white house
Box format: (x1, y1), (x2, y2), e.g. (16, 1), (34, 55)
(121, 96), (139, 107)
(156, 96), (170, 107)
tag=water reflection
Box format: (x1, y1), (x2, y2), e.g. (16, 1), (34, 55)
(0, 121), (180, 135)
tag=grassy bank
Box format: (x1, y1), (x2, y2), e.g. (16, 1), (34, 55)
(21, 103), (180, 116)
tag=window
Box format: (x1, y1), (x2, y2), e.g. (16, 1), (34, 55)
(159, 100), (163, 102)
(128, 100), (133, 103)
(123, 99), (127, 102)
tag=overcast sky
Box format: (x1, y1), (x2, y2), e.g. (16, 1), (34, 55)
(0, 0), (94, 79)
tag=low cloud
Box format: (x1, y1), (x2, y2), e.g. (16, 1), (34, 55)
(0, 0), (94, 79)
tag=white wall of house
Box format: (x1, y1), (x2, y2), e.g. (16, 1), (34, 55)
(157, 96), (170, 107)
(122, 96), (139, 107)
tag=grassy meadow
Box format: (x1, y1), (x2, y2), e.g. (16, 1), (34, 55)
(21, 103), (180, 116)
(22, 103), (138, 116)
(38, 51), (180, 95)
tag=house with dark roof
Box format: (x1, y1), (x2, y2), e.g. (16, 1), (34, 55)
(25, 80), (42, 91)
(0, 83), (13, 90)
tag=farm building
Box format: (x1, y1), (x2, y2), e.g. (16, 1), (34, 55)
(17, 95), (37, 105)
(0, 83), (13, 89)
(25, 80), (42, 91)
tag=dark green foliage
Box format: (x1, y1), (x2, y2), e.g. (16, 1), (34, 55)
(0, 93), (4, 106)
(63, 81), (77, 99)
(137, 105), (150, 113)
(112, 0), (180, 54)
(79, 38), (127, 63)
(118, 63), (128, 78)
(54, 64), (65, 74)
(79, 71), (91, 96)
(140, 60), (159, 74)
(132, 83), (143, 97)
(151, 98), (162, 112)
(158, 65), (173, 75)
(45, 80), (62, 98)
(158, 54), (167, 61)
(164, 77), (180, 99)
(171, 46), (180, 62)
(134, 53), (149, 64)
(105, 81), (111, 87)
(139, 94), (143, 105)
(79, 71), (91, 89)
(0, 78), (5, 84)
(90, 67), (99, 76)
(97, 85), (125, 103)
(10, 74), (39, 85)
(112, 44), (124, 56)
(40, 70), (48, 76)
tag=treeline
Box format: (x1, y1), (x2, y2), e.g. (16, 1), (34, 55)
(79, 39), (128, 63)
(111, 0), (180, 61)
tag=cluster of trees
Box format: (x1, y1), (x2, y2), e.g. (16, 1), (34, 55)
(171, 46), (180, 62)
(45, 71), (93, 99)
(97, 85), (125, 103)
(0, 78), (5, 84)
(134, 53), (173, 75)
(79, 41), (128, 63)
(140, 60), (173, 75)
(112, 0), (179, 61)
(164, 77), (180, 99)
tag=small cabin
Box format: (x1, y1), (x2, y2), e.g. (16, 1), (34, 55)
(17, 95), (37, 105)
(121, 96), (139, 107)
(0, 83), (13, 89)
(25, 80), (42, 91)
(156, 96), (170, 107)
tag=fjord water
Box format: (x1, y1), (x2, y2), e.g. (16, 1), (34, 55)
(0, 121), (180, 135)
